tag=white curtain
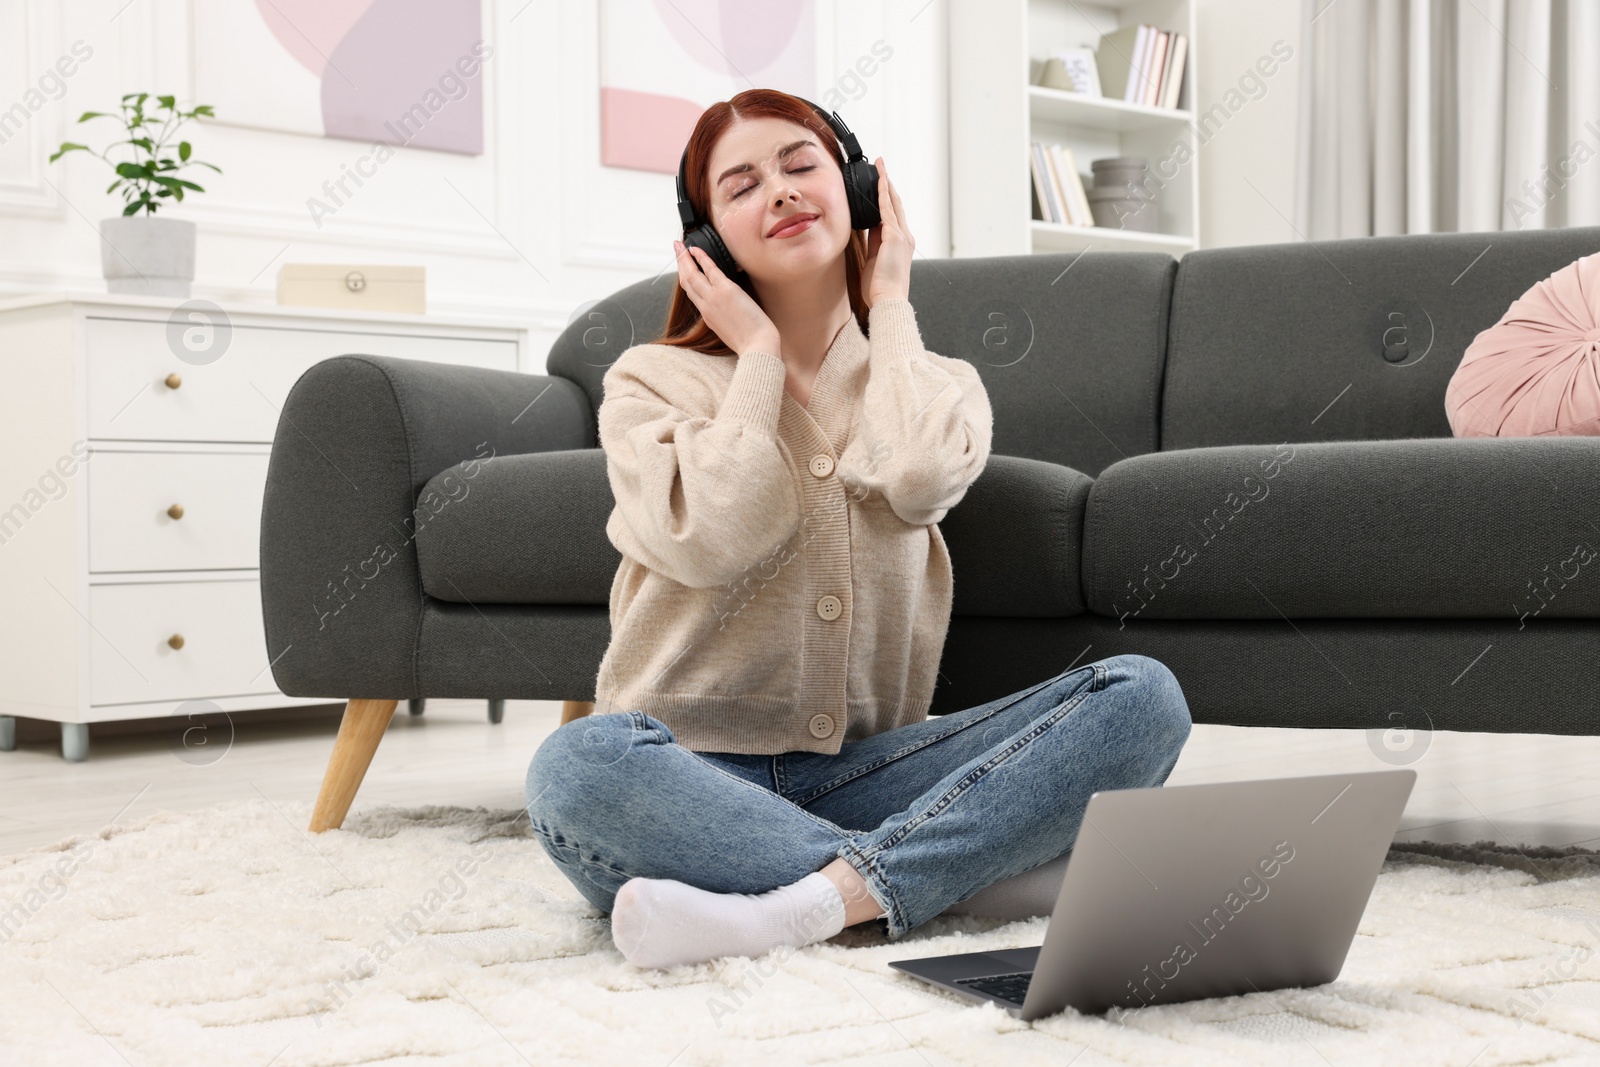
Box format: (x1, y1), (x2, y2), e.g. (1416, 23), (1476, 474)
(1296, 0), (1600, 238)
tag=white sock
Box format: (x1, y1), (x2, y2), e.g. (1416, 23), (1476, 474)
(939, 851), (1072, 920)
(610, 870), (848, 969)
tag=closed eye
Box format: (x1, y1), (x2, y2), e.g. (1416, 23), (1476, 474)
(732, 165), (816, 200)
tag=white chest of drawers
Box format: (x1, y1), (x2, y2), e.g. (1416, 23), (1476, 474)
(0, 292), (525, 759)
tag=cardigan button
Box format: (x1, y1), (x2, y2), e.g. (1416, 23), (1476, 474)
(816, 595), (841, 620)
(809, 453), (834, 477)
(808, 713), (835, 739)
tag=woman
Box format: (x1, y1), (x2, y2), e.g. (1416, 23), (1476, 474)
(526, 89), (1192, 970)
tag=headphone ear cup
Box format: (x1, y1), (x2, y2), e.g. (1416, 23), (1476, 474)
(844, 159), (882, 231)
(684, 223), (745, 278)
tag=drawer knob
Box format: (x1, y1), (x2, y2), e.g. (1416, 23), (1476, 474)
(165, 372), (182, 389)
(167, 503), (185, 520)
(168, 634), (185, 650)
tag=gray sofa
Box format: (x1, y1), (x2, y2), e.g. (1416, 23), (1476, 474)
(262, 225), (1600, 829)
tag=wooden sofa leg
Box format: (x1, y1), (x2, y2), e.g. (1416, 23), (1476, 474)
(561, 700), (594, 725)
(310, 698), (398, 832)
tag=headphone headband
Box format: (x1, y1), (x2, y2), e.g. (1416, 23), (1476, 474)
(675, 99), (864, 231)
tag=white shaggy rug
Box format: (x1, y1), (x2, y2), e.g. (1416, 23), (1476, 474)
(2, 801), (1599, 1067)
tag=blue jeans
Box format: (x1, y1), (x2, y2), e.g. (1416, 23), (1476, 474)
(524, 653), (1191, 940)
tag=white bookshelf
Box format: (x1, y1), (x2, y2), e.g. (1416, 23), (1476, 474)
(951, 0), (1200, 258)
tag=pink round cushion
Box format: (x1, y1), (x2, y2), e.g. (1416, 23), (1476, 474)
(1445, 250), (1600, 437)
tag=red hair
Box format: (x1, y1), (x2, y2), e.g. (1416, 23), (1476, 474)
(649, 88), (871, 356)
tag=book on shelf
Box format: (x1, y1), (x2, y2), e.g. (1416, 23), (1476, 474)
(1095, 25), (1141, 102)
(1051, 144), (1093, 227)
(1137, 28), (1163, 106)
(1029, 141), (1092, 227)
(1040, 144), (1064, 223)
(1044, 143), (1072, 225)
(1029, 143), (1060, 224)
(1094, 23), (1187, 109)
(1029, 143), (1062, 224)
(1144, 31), (1169, 106)
(1161, 33), (1189, 109)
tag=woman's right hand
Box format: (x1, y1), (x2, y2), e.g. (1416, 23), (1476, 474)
(673, 239), (781, 357)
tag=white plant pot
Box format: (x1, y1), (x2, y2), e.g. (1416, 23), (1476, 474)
(99, 215), (196, 298)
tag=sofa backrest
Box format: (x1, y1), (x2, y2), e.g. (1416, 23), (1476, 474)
(546, 251), (1177, 479)
(552, 224), (1597, 471)
(1160, 225), (1600, 451)
(544, 276), (673, 447)
(898, 252), (1175, 478)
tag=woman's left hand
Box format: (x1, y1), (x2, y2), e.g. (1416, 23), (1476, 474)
(860, 156), (913, 307)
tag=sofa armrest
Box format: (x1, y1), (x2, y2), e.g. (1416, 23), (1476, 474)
(259, 354), (594, 698)
(941, 454), (1093, 617)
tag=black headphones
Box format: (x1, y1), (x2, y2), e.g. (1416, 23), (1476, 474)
(675, 98), (881, 279)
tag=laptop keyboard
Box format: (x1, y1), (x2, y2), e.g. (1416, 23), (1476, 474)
(955, 970), (1033, 1005)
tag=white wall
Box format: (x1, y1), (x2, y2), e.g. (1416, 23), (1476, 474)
(0, 0), (949, 369)
(1192, 0), (1305, 248)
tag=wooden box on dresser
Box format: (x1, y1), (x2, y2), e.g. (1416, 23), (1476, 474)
(0, 292), (524, 760)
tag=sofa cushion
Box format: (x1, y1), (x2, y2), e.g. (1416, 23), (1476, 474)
(1081, 436), (1600, 622)
(417, 449), (621, 605)
(418, 451), (1091, 616)
(1162, 225), (1600, 450)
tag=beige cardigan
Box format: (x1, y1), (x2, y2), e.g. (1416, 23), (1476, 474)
(592, 297), (994, 754)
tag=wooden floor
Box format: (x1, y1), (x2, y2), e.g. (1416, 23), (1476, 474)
(2, 701), (1599, 856)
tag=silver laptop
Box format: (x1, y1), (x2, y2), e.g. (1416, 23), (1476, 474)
(888, 769), (1415, 1021)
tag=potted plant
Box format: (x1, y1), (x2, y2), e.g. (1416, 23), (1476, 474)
(50, 93), (221, 298)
